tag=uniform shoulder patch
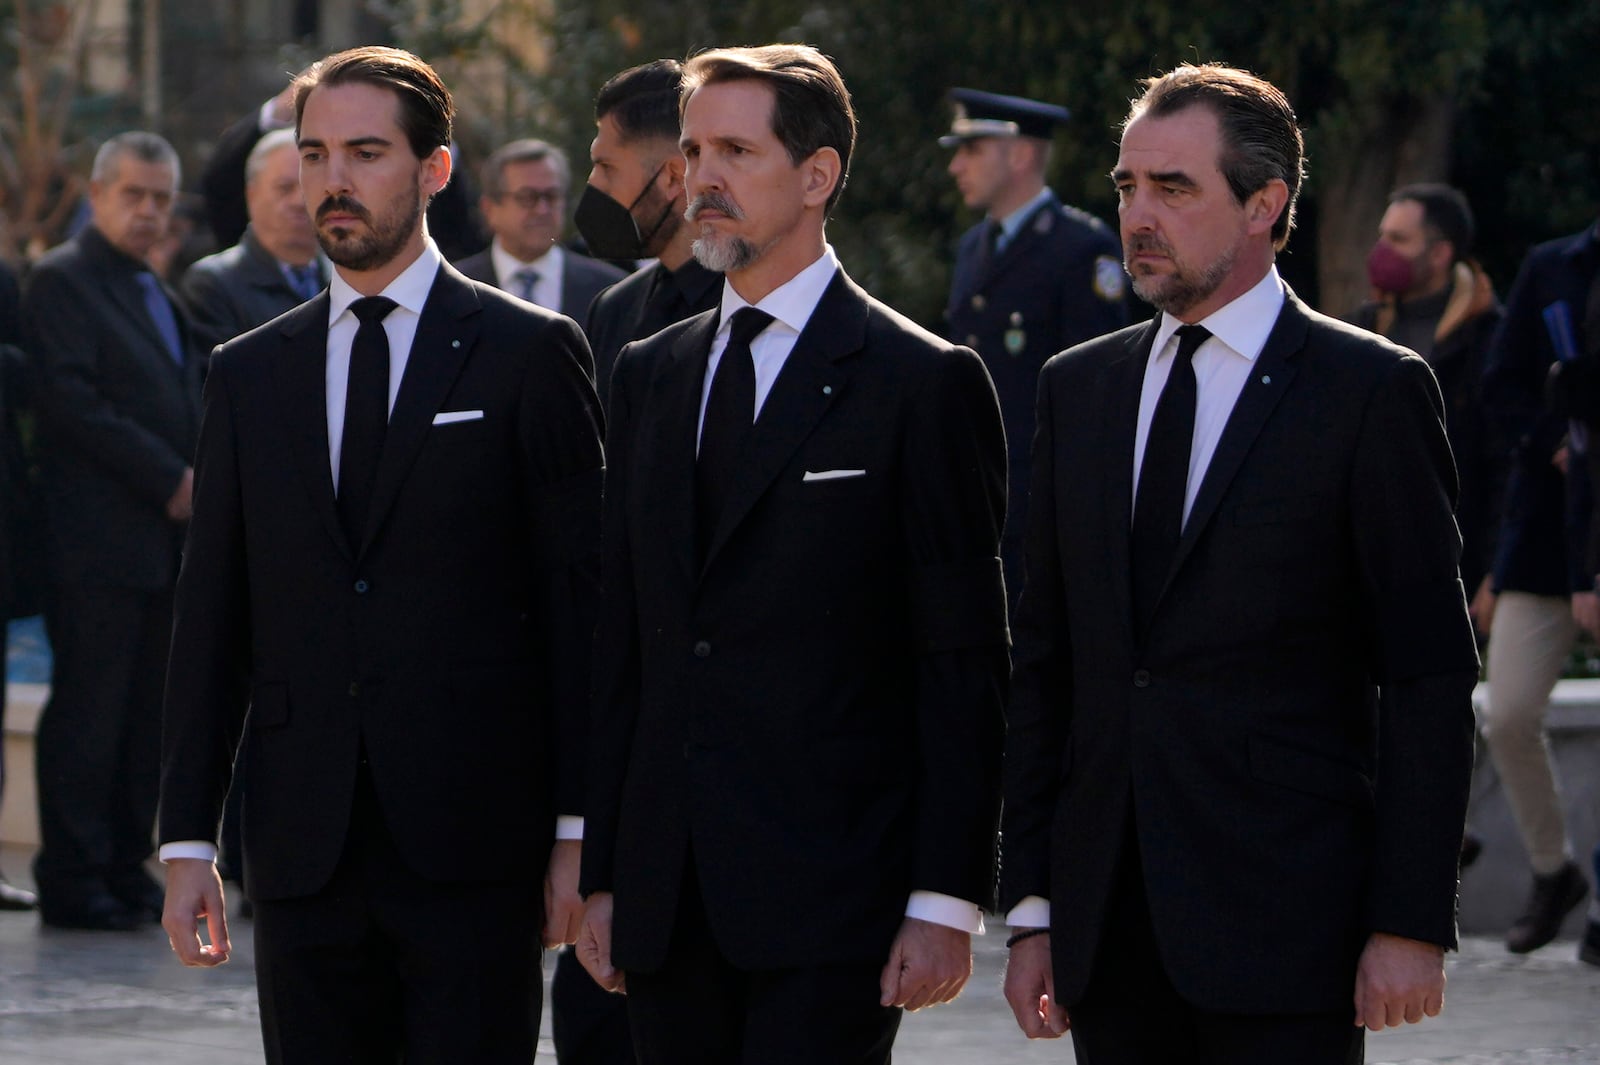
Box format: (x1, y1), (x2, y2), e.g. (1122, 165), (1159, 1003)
(1093, 255), (1127, 301)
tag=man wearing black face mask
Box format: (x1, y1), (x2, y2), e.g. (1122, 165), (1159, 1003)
(580, 60), (722, 407)
(1349, 183), (1504, 630)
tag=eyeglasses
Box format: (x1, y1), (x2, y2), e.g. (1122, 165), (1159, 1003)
(501, 188), (564, 210)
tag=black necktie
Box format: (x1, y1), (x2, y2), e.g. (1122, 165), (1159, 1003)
(696, 307), (774, 562)
(338, 296), (397, 548)
(1131, 323), (1211, 638)
(641, 266), (684, 337)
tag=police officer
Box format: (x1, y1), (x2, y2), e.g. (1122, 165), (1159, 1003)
(944, 88), (1127, 607)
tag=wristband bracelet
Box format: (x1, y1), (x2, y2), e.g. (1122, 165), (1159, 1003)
(1005, 927), (1050, 949)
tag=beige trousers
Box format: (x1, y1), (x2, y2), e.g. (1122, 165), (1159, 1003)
(1483, 591), (1576, 874)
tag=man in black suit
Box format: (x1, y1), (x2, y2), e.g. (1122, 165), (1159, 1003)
(578, 60), (722, 407)
(999, 64), (1480, 1064)
(159, 47), (603, 1064)
(456, 139), (624, 322)
(576, 45), (1008, 1065)
(182, 128), (326, 352)
(24, 131), (202, 931)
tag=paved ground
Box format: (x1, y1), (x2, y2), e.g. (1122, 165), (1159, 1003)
(1, 856), (1596, 1065)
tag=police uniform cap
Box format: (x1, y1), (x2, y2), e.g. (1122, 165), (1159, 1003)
(939, 88), (1071, 148)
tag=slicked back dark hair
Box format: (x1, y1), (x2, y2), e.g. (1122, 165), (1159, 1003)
(596, 60), (685, 144)
(1390, 182), (1475, 262)
(294, 46), (454, 162)
(681, 44), (855, 215)
(1126, 63), (1305, 250)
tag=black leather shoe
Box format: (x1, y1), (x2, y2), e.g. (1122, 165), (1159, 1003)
(106, 870), (166, 924)
(0, 875), (37, 911)
(1580, 920), (1600, 967)
(39, 892), (145, 932)
(1506, 861), (1589, 953)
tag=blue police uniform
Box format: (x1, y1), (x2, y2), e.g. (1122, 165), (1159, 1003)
(943, 88), (1128, 606)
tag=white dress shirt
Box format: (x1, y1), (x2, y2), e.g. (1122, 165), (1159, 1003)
(491, 239), (565, 312)
(1006, 265), (1288, 931)
(694, 245), (985, 935)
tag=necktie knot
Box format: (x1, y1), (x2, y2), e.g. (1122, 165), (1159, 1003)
(351, 296), (397, 326)
(289, 264), (322, 301)
(1172, 323), (1211, 366)
(511, 268), (540, 302)
(726, 306), (774, 349)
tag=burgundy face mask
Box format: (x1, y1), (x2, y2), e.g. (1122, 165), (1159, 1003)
(1366, 240), (1415, 294)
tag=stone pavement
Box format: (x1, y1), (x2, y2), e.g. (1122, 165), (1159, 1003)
(1, 861), (1596, 1065)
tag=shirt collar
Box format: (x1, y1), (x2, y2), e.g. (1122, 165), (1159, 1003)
(1151, 264), (1286, 365)
(491, 239), (560, 285)
(715, 244), (839, 338)
(994, 187), (1054, 244)
(328, 238), (441, 323)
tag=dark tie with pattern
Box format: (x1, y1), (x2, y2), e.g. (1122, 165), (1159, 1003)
(338, 296), (398, 548)
(512, 268), (540, 303)
(136, 272), (184, 366)
(1131, 323), (1212, 639)
(696, 307), (775, 563)
(288, 263), (322, 303)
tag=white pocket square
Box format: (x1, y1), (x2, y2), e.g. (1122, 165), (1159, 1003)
(432, 410), (484, 426)
(803, 469), (866, 482)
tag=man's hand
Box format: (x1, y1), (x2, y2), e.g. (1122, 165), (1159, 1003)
(1573, 589), (1600, 641)
(1353, 932), (1445, 1031)
(166, 468), (194, 522)
(576, 891), (625, 993)
(162, 858), (230, 967)
(878, 917), (971, 1011)
(1003, 932), (1069, 1038)
(1469, 576), (1497, 637)
(542, 840), (583, 948)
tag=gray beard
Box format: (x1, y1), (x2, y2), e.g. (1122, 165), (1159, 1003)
(691, 231), (762, 274)
(1129, 242), (1237, 316)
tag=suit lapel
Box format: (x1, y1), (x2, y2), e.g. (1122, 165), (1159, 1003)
(272, 294), (349, 559)
(644, 312), (718, 589)
(1164, 289), (1307, 584)
(701, 272), (862, 573)
(360, 265), (479, 553)
(1104, 319), (1159, 645)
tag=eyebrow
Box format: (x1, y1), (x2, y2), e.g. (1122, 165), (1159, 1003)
(1111, 165), (1200, 190)
(297, 136), (394, 150)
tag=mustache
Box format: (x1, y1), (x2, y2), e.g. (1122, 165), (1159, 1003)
(1124, 232), (1172, 257)
(316, 195), (371, 224)
(685, 192), (743, 222)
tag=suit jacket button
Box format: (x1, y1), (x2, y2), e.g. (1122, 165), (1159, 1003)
(971, 294), (987, 311)
(1132, 669), (1151, 688)
(693, 640), (712, 658)
(348, 682), (360, 697)
(354, 579), (370, 594)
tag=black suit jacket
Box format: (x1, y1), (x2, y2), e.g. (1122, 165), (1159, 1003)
(159, 262), (604, 902)
(585, 259), (722, 410)
(455, 246), (625, 325)
(1001, 287), (1480, 1014)
(180, 227), (325, 353)
(23, 225), (202, 590)
(582, 267), (1009, 972)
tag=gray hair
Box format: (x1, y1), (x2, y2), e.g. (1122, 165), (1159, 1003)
(480, 138), (569, 199)
(246, 128), (299, 185)
(91, 131), (181, 186)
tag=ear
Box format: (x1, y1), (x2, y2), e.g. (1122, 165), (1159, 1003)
(1244, 178), (1288, 237)
(661, 152), (687, 193)
(1428, 239), (1455, 275)
(800, 146), (842, 210)
(421, 144), (453, 199)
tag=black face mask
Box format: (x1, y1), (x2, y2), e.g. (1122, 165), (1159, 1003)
(574, 163), (674, 260)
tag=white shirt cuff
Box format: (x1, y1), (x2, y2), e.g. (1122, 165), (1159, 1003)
(905, 890), (985, 934)
(555, 815), (584, 841)
(159, 841), (219, 863)
(1006, 896), (1050, 929)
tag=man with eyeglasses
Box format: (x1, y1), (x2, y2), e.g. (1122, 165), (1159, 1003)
(458, 138), (624, 322)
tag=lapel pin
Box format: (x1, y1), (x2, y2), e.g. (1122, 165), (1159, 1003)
(822, 385), (833, 396)
(451, 339), (461, 349)
(1261, 374), (1272, 385)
